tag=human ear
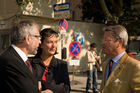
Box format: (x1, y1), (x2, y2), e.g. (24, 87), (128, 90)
(118, 39), (123, 48)
(25, 34), (30, 45)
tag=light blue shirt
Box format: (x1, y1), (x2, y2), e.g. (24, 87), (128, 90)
(105, 51), (125, 83)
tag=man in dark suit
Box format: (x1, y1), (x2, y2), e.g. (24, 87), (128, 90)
(0, 20), (43, 93)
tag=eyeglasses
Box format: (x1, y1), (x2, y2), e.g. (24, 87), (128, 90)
(31, 35), (41, 40)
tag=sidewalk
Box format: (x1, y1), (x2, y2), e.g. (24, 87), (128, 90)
(69, 72), (102, 93)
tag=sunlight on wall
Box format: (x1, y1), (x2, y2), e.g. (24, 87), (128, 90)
(42, 25), (51, 29)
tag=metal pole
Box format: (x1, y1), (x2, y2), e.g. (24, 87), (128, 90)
(73, 65), (75, 81)
(61, 33), (63, 60)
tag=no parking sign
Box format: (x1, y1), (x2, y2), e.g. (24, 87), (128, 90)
(69, 41), (81, 56)
(59, 19), (68, 30)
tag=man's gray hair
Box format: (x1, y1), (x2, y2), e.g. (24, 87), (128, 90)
(103, 25), (128, 48)
(11, 20), (38, 44)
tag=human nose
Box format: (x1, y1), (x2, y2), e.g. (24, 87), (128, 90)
(39, 39), (41, 44)
(53, 42), (57, 47)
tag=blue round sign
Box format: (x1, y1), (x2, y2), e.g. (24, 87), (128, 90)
(69, 41), (81, 56)
(75, 33), (84, 46)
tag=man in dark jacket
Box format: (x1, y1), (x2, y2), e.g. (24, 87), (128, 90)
(0, 20), (43, 93)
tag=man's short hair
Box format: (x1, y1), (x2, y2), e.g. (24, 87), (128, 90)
(90, 43), (97, 48)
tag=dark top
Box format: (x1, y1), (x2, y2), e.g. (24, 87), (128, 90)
(0, 46), (40, 93)
(31, 56), (70, 93)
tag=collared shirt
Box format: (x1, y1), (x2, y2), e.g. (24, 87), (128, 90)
(105, 51), (125, 83)
(11, 44), (28, 63)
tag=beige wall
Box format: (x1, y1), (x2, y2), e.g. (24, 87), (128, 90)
(0, 0), (67, 23)
(0, 0), (20, 19)
(0, 0), (20, 29)
(23, 0), (67, 18)
(64, 21), (105, 72)
(0, 0), (69, 29)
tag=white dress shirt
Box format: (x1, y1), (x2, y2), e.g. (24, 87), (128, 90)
(11, 44), (28, 64)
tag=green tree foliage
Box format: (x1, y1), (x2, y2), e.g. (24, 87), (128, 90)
(81, 0), (140, 35)
(16, 0), (34, 9)
(82, 0), (106, 23)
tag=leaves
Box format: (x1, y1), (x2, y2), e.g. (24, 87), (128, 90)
(81, 0), (140, 35)
(16, 0), (34, 9)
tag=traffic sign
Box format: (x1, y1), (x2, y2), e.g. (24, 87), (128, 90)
(75, 33), (84, 46)
(59, 19), (68, 30)
(53, 3), (70, 12)
(69, 60), (80, 66)
(69, 41), (81, 56)
(53, 3), (70, 19)
(54, 11), (70, 19)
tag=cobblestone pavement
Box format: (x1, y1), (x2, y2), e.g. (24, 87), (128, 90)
(70, 72), (102, 93)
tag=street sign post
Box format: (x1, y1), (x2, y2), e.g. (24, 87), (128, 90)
(59, 19), (68, 61)
(69, 41), (81, 81)
(53, 3), (70, 19)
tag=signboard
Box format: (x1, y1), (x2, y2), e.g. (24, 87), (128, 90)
(69, 41), (81, 56)
(60, 29), (66, 34)
(53, 3), (70, 12)
(69, 60), (80, 66)
(53, 3), (70, 19)
(59, 19), (68, 30)
(54, 11), (70, 19)
(74, 33), (84, 46)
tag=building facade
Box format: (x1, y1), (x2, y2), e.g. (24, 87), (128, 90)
(0, 0), (105, 72)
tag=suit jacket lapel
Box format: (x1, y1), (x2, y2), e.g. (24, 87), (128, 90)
(103, 52), (128, 89)
(104, 62), (124, 87)
(100, 58), (109, 90)
(8, 46), (36, 82)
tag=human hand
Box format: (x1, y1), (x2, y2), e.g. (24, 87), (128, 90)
(38, 81), (42, 90)
(97, 56), (100, 59)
